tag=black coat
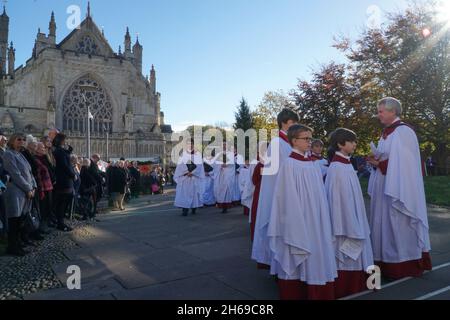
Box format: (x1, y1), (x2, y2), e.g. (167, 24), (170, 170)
(80, 167), (97, 196)
(89, 161), (104, 197)
(0, 148), (7, 184)
(128, 167), (141, 189)
(21, 149), (38, 178)
(53, 146), (75, 191)
(108, 167), (127, 194)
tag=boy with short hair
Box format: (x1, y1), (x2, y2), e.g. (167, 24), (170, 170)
(268, 125), (337, 300)
(325, 128), (374, 298)
(252, 108), (299, 269)
(310, 139), (329, 178)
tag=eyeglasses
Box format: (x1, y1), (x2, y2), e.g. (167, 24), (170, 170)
(295, 137), (313, 142)
(16, 138), (26, 142)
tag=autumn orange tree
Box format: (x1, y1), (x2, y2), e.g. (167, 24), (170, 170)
(334, 2), (450, 173)
(290, 62), (380, 155)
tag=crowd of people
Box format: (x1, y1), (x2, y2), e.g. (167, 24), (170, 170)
(0, 128), (173, 257)
(173, 97), (432, 300)
(0, 131), (108, 256)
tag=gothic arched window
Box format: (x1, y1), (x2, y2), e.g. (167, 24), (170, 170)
(62, 76), (113, 134)
(76, 36), (99, 55)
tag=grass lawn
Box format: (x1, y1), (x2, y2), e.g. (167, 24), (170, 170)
(424, 176), (450, 207)
(359, 176), (450, 207)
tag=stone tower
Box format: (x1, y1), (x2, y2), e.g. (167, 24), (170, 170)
(150, 65), (156, 95)
(0, 7), (9, 76)
(48, 11), (56, 44)
(133, 36), (143, 73)
(7, 41), (14, 75)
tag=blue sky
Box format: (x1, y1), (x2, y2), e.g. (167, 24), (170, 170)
(6, 0), (413, 131)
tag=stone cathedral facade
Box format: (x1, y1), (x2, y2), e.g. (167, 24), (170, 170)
(0, 4), (173, 163)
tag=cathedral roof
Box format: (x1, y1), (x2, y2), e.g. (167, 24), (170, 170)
(57, 15), (115, 57)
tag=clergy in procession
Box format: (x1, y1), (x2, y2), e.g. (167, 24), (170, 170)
(202, 155), (216, 207)
(252, 108), (299, 270)
(250, 142), (268, 242)
(325, 128), (374, 299)
(310, 139), (329, 178)
(232, 148), (244, 206)
(367, 97), (432, 279)
(268, 124), (337, 300)
(238, 160), (253, 217)
(213, 142), (236, 214)
(174, 139), (205, 217)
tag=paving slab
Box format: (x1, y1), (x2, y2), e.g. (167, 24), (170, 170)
(25, 278), (123, 300)
(113, 275), (252, 300)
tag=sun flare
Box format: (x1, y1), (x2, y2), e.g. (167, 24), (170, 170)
(437, 0), (450, 23)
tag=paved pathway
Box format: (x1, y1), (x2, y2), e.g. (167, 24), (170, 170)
(22, 188), (450, 300)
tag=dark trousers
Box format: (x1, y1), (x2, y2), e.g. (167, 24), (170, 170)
(0, 195), (7, 235)
(39, 191), (52, 230)
(54, 192), (73, 227)
(49, 191), (57, 224)
(130, 184), (140, 198)
(7, 217), (22, 250)
(92, 192), (97, 216)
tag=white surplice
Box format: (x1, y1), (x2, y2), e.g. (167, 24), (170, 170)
(174, 151), (205, 209)
(267, 151), (337, 285)
(252, 133), (293, 266)
(213, 151), (236, 205)
(232, 154), (244, 202)
(368, 124), (431, 263)
(239, 165), (254, 210)
(202, 157), (216, 206)
(325, 152), (374, 271)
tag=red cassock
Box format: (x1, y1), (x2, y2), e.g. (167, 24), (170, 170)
(278, 280), (336, 301)
(250, 162), (264, 242)
(375, 253), (432, 280)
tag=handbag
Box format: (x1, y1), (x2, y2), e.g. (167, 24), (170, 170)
(23, 198), (41, 233)
(151, 184), (160, 193)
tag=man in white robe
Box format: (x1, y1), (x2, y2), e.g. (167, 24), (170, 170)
(252, 108), (299, 269)
(213, 143), (236, 214)
(268, 125), (337, 300)
(325, 128), (374, 299)
(367, 97), (432, 280)
(174, 141), (205, 216)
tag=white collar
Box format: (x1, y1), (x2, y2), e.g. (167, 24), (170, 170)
(336, 151), (351, 160)
(292, 149), (307, 157)
(390, 117), (401, 126)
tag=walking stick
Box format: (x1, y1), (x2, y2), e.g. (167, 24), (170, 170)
(70, 196), (75, 223)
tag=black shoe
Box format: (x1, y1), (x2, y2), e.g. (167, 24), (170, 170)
(221, 208), (228, 214)
(57, 225), (73, 232)
(191, 209), (197, 215)
(182, 209), (188, 217)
